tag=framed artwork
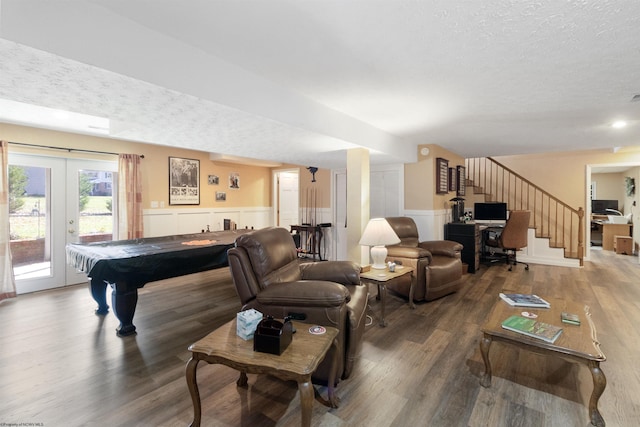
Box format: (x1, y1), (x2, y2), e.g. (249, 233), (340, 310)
(169, 156), (200, 205)
(448, 167), (457, 192)
(436, 157), (449, 194)
(208, 174), (219, 185)
(215, 191), (226, 201)
(229, 172), (240, 189)
(626, 176), (635, 196)
(456, 165), (466, 196)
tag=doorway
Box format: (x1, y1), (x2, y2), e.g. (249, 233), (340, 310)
(585, 162), (640, 262)
(273, 169), (299, 229)
(9, 153), (117, 293)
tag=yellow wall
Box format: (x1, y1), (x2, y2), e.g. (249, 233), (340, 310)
(1, 123), (273, 209)
(404, 144), (465, 210)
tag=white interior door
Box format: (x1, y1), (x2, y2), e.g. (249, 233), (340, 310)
(274, 170), (299, 228)
(370, 169), (401, 218)
(9, 154), (117, 293)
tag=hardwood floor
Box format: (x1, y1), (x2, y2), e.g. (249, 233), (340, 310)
(1, 249), (639, 426)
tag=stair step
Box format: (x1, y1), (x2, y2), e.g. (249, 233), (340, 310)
(466, 159), (582, 266)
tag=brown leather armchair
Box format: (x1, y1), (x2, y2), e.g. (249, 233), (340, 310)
(384, 217), (463, 302)
(227, 226), (368, 384)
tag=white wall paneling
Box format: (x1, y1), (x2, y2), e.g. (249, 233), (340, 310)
(143, 207), (271, 237)
(403, 209), (449, 241)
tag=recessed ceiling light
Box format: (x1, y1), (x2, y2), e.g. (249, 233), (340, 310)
(612, 120), (627, 129)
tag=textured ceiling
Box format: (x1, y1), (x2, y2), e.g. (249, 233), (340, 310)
(1, 0), (639, 168)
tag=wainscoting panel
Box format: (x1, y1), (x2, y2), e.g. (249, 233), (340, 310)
(143, 207), (271, 237)
(404, 209), (450, 241)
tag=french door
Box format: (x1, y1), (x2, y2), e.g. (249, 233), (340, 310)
(9, 153), (117, 293)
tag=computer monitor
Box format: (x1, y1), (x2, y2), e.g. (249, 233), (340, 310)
(474, 202), (508, 221)
(591, 199), (618, 214)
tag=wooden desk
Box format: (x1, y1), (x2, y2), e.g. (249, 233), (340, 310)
(480, 296), (606, 426)
(186, 319), (339, 427)
(360, 266), (415, 326)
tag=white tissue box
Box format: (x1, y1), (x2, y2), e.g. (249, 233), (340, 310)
(236, 309), (263, 340)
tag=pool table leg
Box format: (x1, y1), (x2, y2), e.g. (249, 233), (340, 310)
(89, 277), (110, 315)
(111, 281), (139, 336)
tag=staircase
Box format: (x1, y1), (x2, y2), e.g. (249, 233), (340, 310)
(466, 157), (584, 267)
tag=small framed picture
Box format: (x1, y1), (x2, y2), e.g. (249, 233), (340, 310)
(208, 174), (219, 185)
(456, 165), (466, 196)
(216, 191), (226, 201)
(448, 167), (457, 192)
(436, 157), (448, 194)
(229, 172), (240, 189)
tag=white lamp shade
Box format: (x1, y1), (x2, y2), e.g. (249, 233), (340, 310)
(359, 218), (401, 269)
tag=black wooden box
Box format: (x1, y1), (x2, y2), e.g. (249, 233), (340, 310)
(253, 317), (293, 355)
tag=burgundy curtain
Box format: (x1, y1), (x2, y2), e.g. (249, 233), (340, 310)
(0, 141), (17, 302)
(118, 154), (144, 240)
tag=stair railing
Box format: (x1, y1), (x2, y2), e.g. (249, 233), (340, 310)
(466, 157), (584, 265)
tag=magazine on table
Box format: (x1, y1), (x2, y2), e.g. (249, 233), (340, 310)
(501, 315), (563, 343)
(499, 293), (551, 308)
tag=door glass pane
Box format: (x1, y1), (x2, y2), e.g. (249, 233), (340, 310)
(9, 165), (52, 279)
(77, 169), (114, 244)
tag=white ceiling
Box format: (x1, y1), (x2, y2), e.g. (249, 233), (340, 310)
(1, 0), (639, 169)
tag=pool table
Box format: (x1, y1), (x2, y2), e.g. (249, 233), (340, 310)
(66, 230), (248, 336)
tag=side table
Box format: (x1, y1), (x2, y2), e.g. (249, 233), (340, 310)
(186, 319), (339, 427)
(360, 266), (415, 326)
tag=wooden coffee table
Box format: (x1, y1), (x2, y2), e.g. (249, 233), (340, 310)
(186, 319), (339, 427)
(479, 296), (607, 427)
(360, 266), (415, 326)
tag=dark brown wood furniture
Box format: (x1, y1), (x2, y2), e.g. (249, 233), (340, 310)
(290, 223), (331, 260)
(444, 222), (480, 273)
(360, 266), (415, 326)
(480, 296), (607, 427)
(186, 319), (339, 427)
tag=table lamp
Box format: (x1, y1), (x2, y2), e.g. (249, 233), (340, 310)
(359, 218), (401, 269)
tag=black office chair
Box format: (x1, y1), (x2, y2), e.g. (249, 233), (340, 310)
(485, 210), (531, 271)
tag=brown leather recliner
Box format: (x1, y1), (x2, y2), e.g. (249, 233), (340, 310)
(385, 217), (463, 302)
(227, 226), (368, 384)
